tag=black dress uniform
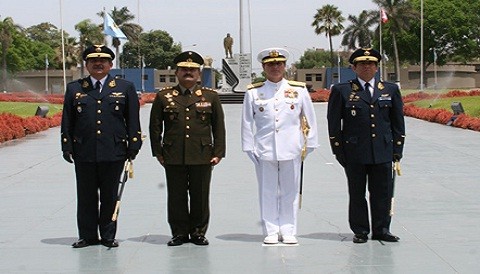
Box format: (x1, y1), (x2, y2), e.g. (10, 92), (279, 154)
(149, 82), (226, 243)
(327, 48), (405, 242)
(61, 45), (142, 247)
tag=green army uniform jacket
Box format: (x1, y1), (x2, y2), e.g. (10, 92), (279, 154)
(149, 84), (226, 165)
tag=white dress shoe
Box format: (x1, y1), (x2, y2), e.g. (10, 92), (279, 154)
(263, 234), (279, 244)
(282, 235), (298, 244)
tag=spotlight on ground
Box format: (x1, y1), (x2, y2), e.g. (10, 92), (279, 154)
(35, 105), (49, 118)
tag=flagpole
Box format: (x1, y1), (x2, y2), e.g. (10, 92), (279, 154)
(420, 0), (424, 90)
(60, 0), (66, 94)
(379, 8), (383, 81)
(45, 54), (49, 93)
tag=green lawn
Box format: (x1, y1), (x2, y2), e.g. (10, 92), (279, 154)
(410, 96), (480, 118)
(0, 102), (63, 117)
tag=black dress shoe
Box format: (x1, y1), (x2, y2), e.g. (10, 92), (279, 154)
(353, 233), (368, 244)
(72, 239), (100, 248)
(167, 235), (189, 246)
(191, 235), (209, 246)
(101, 239), (119, 248)
(372, 233), (400, 242)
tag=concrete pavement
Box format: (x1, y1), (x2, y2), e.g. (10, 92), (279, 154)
(0, 103), (479, 273)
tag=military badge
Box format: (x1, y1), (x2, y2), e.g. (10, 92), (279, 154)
(77, 106), (82, 113)
(82, 81), (89, 88)
(351, 109), (356, 116)
(115, 105), (119, 111)
(259, 107), (264, 112)
(291, 105), (295, 110)
(195, 90), (203, 96)
(108, 80), (116, 88)
(378, 82), (385, 90)
(284, 89), (298, 99)
(165, 93), (173, 99)
(172, 90), (179, 96)
(351, 83), (359, 92)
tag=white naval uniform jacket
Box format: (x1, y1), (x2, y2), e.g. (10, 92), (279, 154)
(241, 79), (319, 161)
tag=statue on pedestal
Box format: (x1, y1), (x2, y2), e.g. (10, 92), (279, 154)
(223, 33), (233, 59)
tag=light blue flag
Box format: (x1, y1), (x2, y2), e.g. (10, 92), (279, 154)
(104, 13), (127, 39)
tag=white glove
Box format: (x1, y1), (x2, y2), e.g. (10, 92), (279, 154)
(246, 151), (259, 165)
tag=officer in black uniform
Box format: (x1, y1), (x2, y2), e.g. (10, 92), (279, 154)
(327, 48), (405, 243)
(149, 51), (226, 246)
(61, 45), (142, 248)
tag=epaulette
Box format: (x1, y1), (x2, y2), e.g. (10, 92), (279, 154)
(247, 82), (265, 90)
(287, 80), (306, 88)
(159, 86), (174, 93)
(201, 87), (217, 93)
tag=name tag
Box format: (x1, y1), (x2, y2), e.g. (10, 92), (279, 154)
(196, 102), (211, 107)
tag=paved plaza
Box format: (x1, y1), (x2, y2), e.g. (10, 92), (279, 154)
(1, 103), (479, 273)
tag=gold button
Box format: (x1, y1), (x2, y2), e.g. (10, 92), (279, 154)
(276, 119), (279, 122)
(186, 125), (190, 129)
(371, 114), (374, 118)
(371, 124), (375, 128)
(186, 108), (190, 112)
(372, 133), (376, 138)
(63, 138), (67, 143)
(186, 117), (190, 120)
(370, 105), (374, 108)
(397, 141), (402, 145)
(97, 110), (102, 114)
(186, 135), (190, 138)
(334, 142), (340, 146)
(97, 100), (101, 104)
(97, 130), (101, 135)
(97, 120), (101, 124)
(276, 129), (279, 133)
(133, 137), (138, 142)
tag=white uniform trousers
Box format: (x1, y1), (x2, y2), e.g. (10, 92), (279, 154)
(255, 157), (301, 236)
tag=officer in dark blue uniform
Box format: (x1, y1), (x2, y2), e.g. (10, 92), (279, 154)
(327, 48), (405, 243)
(61, 45), (142, 248)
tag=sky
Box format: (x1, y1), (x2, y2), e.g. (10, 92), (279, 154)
(0, 0), (378, 73)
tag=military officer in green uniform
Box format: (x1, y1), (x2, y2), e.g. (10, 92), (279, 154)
(149, 51), (226, 246)
(61, 45), (142, 248)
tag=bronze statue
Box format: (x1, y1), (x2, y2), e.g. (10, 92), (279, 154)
(223, 33), (233, 59)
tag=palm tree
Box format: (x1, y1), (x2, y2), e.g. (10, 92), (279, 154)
(341, 10), (378, 50)
(372, 0), (418, 82)
(0, 16), (23, 91)
(311, 4), (345, 85)
(75, 19), (104, 76)
(98, 7), (143, 68)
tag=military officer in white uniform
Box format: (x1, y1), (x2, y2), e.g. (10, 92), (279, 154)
(241, 48), (318, 244)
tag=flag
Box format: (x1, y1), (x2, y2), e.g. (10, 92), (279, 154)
(381, 9), (388, 23)
(104, 13), (127, 39)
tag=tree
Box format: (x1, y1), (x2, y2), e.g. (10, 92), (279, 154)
(372, 0), (418, 83)
(295, 49), (333, 69)
(75, 19), (104, 76)
(0, 16), (23, 91)
(385, 0), (480, 87)
(98, 6), (143, 68)
(311, 4), (345, 83)
(122, 30), (181, 69)
(341, 10), (378, 50)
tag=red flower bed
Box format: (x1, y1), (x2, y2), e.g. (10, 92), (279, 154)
(0, 92), (64, 104)
(0, 112), (62, 143)
(310, 89), (331, 102)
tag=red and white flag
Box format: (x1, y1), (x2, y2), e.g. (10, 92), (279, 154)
(381, 9), (388, 23)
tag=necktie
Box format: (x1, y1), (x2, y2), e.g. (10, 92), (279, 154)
(364, 82), (372, 99)
(95, 81), (101, 92)
(185, 89), (191, 95)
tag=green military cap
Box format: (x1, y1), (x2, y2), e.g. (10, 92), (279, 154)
(174, 51), (204, 68)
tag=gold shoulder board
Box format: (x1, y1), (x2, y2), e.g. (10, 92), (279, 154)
(247, 82), (265, 90)
(288, 80), (306, 87)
